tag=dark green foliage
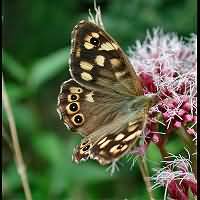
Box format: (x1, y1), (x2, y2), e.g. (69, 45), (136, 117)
(2, 0), (196, 199)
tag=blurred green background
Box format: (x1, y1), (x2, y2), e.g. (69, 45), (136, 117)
(2, 0), (196, 199)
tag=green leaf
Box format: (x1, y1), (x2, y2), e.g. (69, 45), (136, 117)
(28, 48), (69, 90)
(188, 188), (196, 200)
(2, 104), (40, 135)
(2, 51), (27, 82)
(32, 133), (112, 188)
(146, 143), (162, 172)
(3, 165), (21, 193)
(165, 134), (184, 154)
(5, 83), (30, 103)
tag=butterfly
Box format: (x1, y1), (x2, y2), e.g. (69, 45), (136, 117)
(57, 20), (157, 165)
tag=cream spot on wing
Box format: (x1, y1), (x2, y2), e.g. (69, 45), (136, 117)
(80, 149), (87, 155)
(128, 120), (138, 126)
(97, 137), (107, 145)
(67, 94), (79, 102)
(76, 48), (81, 57)
(120, 144), (128, 152)
(81, 72), (93, 81)
(91, 32), (100, 38)
(99, 151), (106, 156)
(110, 58), (121, 68)
(109, 145), (120, 154)
(99, 42), (115, 51)
(127, 124), (138, 132)
(84, 35), (92, 42)
(80, 61), (94, 71)
(95, 55), (105, 67)
(90, 154), (94, 159)
(69, 87), (83, 93)
(85, 91), (94, 102)
(84, 42), (94, 49)
(71, 113), (85, 126)
(112, 43), (119, 49)
(123, 130), (142, 142)
(115, 71), (127, 79)
(80, 140), (89, 148)
(115, 133), (125, 141)
(64, 122), (70, 129)
(99, 158), (110, 165)
(99, 140), (111, 149)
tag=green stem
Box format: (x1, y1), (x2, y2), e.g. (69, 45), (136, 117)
(159, 145), (169, 160)
(2, 76), (32, 200)
(138, 156), (155, 200)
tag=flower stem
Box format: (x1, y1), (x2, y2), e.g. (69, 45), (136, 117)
(2, 76), (32, 200)
(159, 145), (169, 160)
(176, 127), (197, 178)
(138, 156), (155, 200)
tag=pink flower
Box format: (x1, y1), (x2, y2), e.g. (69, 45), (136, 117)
(128, 29), (197, 199)
(89, 11), (197, 199)
(128, 28), (197, 144)
(151, 152), (197, 199)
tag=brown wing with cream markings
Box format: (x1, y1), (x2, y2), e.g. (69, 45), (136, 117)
(57, 21), (158, 165)
(57, 79), (132, 136)
(72, 113), (147, 165)
(69, 20), (143, 96)
(57, 79), (156, 165)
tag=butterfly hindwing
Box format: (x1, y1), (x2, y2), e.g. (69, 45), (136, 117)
(70, 20), (143, 96)
(72, 114), (146, 165)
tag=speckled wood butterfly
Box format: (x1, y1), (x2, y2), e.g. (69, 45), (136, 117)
(57, 20), (157, 165)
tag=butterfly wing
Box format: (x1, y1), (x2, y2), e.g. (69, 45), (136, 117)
(72, 111), (148, 165)
(69, 20), (143, 96)
(58, 21), (158, 165)
(57, 79), (132, 136)
(58, 79), (156, 165)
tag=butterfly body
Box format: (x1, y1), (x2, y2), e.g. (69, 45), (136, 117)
(57, 21), (157, 165)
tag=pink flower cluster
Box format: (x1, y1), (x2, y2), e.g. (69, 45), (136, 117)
(129, 29), (197, 199)
(129, 29), (197, 144)
(152, 152), (197, 200)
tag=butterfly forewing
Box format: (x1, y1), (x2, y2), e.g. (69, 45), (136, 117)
(70, 21), (143, 96)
